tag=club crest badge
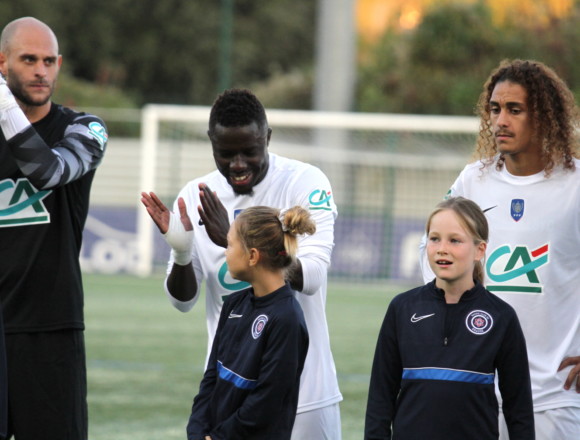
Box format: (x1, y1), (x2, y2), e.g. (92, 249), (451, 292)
(510, 199), (524, 222)
(465, 310), (493, 335)
(251, 314), (269, 339)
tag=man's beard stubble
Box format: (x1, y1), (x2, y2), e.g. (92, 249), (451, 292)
(7, 69), (54, 107)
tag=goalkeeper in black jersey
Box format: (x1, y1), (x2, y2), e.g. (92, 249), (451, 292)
(0, 17), (107, 440)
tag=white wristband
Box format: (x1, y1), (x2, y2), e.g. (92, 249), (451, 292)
(0, 105), (31, 139)
(0, 79), (19, 112)
(171, 248), (192, 266)
(163, 211), (194, 266)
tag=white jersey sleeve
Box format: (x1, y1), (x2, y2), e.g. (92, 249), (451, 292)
(283, 164), (337, 295)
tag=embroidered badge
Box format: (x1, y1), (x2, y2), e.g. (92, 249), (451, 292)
(465, 310), (493, 335)
(251, 314), (269, 339)
(510, 199), (524, 222)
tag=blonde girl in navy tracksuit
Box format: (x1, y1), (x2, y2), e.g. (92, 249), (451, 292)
(187, 206), (312, 440)
(365, 197), (534, 440)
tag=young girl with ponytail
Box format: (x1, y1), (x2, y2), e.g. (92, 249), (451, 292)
(187, 206), (313, 440)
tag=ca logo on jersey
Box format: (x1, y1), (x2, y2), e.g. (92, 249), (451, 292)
(309, 189), (332, 211)
(218, 261), (250, 296)
(0, 178), (51, 227)
(89, 121), (108, 150)
(486, 243), (549, 294)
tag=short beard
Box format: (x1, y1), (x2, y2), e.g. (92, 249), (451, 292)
(7, 69), (54, 107)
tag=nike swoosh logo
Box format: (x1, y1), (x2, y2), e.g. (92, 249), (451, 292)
(410, 313), (435, 323)
(228, 312), (243, 319)
(483, 205), (497, 213)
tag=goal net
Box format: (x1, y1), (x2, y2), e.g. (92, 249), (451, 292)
(134, 105), (479, 283)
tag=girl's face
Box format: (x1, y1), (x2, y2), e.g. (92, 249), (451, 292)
(427, 209), (486, 293)
(225, 222), (251, 281)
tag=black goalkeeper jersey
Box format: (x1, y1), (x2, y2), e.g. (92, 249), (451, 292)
(0, 102), (107, 333)
(0, 315), (5, 437)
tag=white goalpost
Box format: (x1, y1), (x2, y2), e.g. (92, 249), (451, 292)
(135, 105), (479, 280)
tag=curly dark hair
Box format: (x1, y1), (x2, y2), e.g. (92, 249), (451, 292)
(208, 88), (268, 134)
(474, 59), (579, 176)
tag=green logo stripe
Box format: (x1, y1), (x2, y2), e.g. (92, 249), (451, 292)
(0, 192), (49, 216)
(487, 285), (542, 293)
(0, 215), (49, 225)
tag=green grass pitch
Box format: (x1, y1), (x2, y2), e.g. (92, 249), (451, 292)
(84, 273), (403, 439)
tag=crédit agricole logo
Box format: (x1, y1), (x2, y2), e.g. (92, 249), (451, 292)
(309, 189), (332, 211)
(0, 178), (51, 227)
(486, 243), (549, 294)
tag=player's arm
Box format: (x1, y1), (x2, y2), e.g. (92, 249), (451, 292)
(166, 260), (199, 303)
(141, 192), (201, 307)
(285, 259), (304, 291)
(289, 167), (337, 295)
(365, 300), (401, 440)
(0, 76), (106, 189)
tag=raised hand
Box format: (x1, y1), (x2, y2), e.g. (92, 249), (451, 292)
(197, 183), (229, 248)
(140, 191), (172, 233)
(141, 192), (194, 265)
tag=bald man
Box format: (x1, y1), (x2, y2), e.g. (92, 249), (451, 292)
(0, 17), (108, 440)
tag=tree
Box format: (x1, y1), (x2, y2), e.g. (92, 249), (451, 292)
(357, 0), (580, 115)
(0, 0), (316, 106)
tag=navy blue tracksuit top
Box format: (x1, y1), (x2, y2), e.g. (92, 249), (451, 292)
(187, 283), (309, 440)
(365, 281), (534, 440)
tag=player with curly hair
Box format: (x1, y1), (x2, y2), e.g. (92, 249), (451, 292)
(421, 59), (580, 440)
(474, 58), (579, 176)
